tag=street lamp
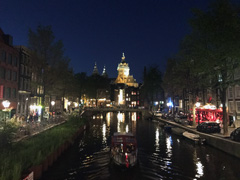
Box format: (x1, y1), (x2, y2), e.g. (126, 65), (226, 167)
(2, 100), (10, 124)
(51, 101), (55, 117)
(195, 102), (201, 124)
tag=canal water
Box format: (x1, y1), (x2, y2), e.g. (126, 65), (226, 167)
(42, 112), (240, 180)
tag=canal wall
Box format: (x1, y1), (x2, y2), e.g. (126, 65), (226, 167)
(157, 118), (240, 159)
(22, 122), (89, 180)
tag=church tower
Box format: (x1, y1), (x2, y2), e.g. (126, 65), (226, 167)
(115, 53), (138, 87)
(102, 65), (108, 77)
(92, 62), (99, 75)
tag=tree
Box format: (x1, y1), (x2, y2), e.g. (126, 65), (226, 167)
(142, 65), (163, 111)
(28, 25), (68, 119)
(74, 72), (87, 111)
(181, 0), (240, 133)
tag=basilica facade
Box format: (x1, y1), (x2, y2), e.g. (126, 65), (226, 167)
(111, 53), (140, 107)
(91, 53), (141, 108)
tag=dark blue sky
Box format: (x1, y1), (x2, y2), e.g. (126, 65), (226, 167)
(0, 0), (210, 82)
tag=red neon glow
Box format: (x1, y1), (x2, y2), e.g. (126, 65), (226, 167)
(125, 154), (129, 168)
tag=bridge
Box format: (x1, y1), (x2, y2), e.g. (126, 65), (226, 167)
(81, 107), (151, 118)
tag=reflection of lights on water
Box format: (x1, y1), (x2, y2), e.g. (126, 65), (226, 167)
(195, 160), (204, 178)
(206, 154), (210, 162)
(155, 128), (159, 151)
(132, 112), (136, 121)
(117, 118), (121, 132)
(102, 123), (106, 144)
(117, 112), (125, 122)
(166, 136), (172, 157)
(106, 112), (111, 126)
(126, 124), (129, 133)
(163, 136), (172, 169)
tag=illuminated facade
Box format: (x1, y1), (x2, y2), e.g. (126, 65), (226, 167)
(115, 53), (138, 88)
(112, 53), (140, 107)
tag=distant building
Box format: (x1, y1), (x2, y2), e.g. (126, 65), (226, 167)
(15, 46), (32, 117)
(112, 53), (140, 108)
(115, 53), (138, 87)
(92, 62), (99, 75)
(0, 28), (19, 118)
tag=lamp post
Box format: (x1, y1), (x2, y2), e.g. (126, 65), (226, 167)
(195, 102), (200, 124)
(51, 101), (55, 118)
(2, 100), (10, 124)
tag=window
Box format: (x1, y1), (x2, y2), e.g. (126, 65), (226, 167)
(8, 54), (12, 64)
(131, 91), (136, 95)
(218, 74), (222, 82)
(3, 86), (5, 98)
(12, 88), (16, 98)
(229, 101), (234, 113)
(236, 86), (240, 98)
(12, 71), (17, 81)
(6, 70), (11, 80)
(236, 102), (240, 113)
(20, 77), (23, 89)
(234, 68), (240, 80)
(229, 87), (233, 98)
(0, 67), (5, 79)
(1, 50), (6, 62)
(6, 87), (11, 98)
(13, 56), (18, 67)
(21, 64), (24, 75)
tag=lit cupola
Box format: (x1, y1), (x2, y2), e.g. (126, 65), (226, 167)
(115, 53), (138, 87)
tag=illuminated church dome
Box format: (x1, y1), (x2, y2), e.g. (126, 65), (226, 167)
(115, 53), (138, 87)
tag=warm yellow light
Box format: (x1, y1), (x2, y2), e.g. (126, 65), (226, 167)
(51, 101), (55, 106)
(195, 102), (200, 108)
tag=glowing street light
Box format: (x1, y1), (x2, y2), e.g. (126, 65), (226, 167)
(2, 100), (10, 109)
(2, 100), (10, 124)
(51, 101), (55, 106)
(51, 101), (55, 117)
(195, 102), (200, 108)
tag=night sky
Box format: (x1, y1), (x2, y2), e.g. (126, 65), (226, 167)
(0, 0), (210, 82)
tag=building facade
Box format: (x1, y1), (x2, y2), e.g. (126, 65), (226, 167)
(0, 28), (19, 119)
(112, 53), (140, 107)
(15, 46), (32, 117)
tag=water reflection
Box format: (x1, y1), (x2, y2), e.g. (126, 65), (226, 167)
(155, 128), (160, 152)
(42, 112), (240, 180)
(102, 123), (106, 144)
(131, 112), (136, 121)
(106, 112), (111, 127)
(195, 160), (204, 178)
(166, 135), (173, 157)
(126, 124), (129, 133)
(193, 149), (204, 179)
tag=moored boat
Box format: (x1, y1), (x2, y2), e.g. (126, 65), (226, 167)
(182, 131), (205, 145)
(111, 132), (138, 168)
(171, 127), (185, 136)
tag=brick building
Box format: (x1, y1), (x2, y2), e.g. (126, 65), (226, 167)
(0, 28), (19, 119)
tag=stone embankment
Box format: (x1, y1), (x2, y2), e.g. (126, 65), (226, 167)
(156, 117), (240, 159)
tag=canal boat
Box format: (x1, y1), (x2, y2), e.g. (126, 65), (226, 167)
(182, 131), (205, 145)
(111, 132), (138, 168)
(171, 127), (185, 136)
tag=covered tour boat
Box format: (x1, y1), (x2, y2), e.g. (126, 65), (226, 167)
(111, 132), (138, 168)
